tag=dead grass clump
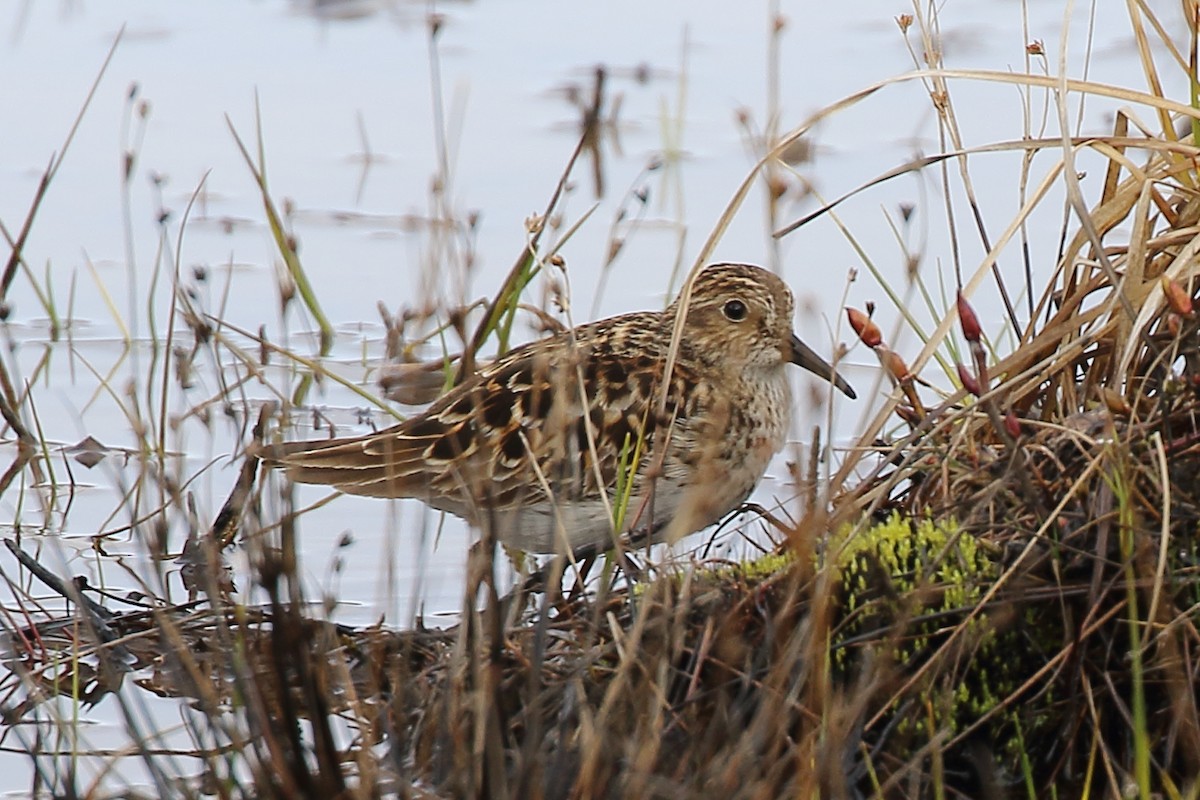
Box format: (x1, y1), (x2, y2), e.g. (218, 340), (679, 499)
(832, 100), (1200, 792)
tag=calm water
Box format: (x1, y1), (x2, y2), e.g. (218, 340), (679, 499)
(0, 0), (1186, 792)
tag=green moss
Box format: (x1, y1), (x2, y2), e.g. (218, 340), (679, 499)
(826, 512), (1016, 744)
(733, 551), (793, 580)
(680, 549), (793, 588)
(829, 513), (992, 591)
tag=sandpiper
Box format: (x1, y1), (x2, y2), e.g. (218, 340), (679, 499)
(257, 263), (854, 553)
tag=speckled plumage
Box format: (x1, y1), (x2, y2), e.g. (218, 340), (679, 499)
(258, 263), (854, 553)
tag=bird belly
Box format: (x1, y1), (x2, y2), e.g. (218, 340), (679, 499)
(492, 501), (619, 553)
(484, 487), (689, 553)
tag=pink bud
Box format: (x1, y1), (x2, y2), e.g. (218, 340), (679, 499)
(1004, 411), (1022, 440)
(1167, 313), (1182, 337)
(957, 290), (982, 343)
(846, 307), (882, 348)
(956, 363), (982, 397)
(879, 347), (910, 382)
(1162, 276), (1193, 316)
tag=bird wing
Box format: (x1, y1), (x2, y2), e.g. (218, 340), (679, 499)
(260, 311), (700, 515)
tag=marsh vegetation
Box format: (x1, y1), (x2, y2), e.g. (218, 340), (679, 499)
(5, 2), (1200, 798)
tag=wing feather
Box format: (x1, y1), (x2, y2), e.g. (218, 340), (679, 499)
(256, 310), (705, 515)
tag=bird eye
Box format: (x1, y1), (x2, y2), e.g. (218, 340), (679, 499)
(722, 299), (748, 321)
